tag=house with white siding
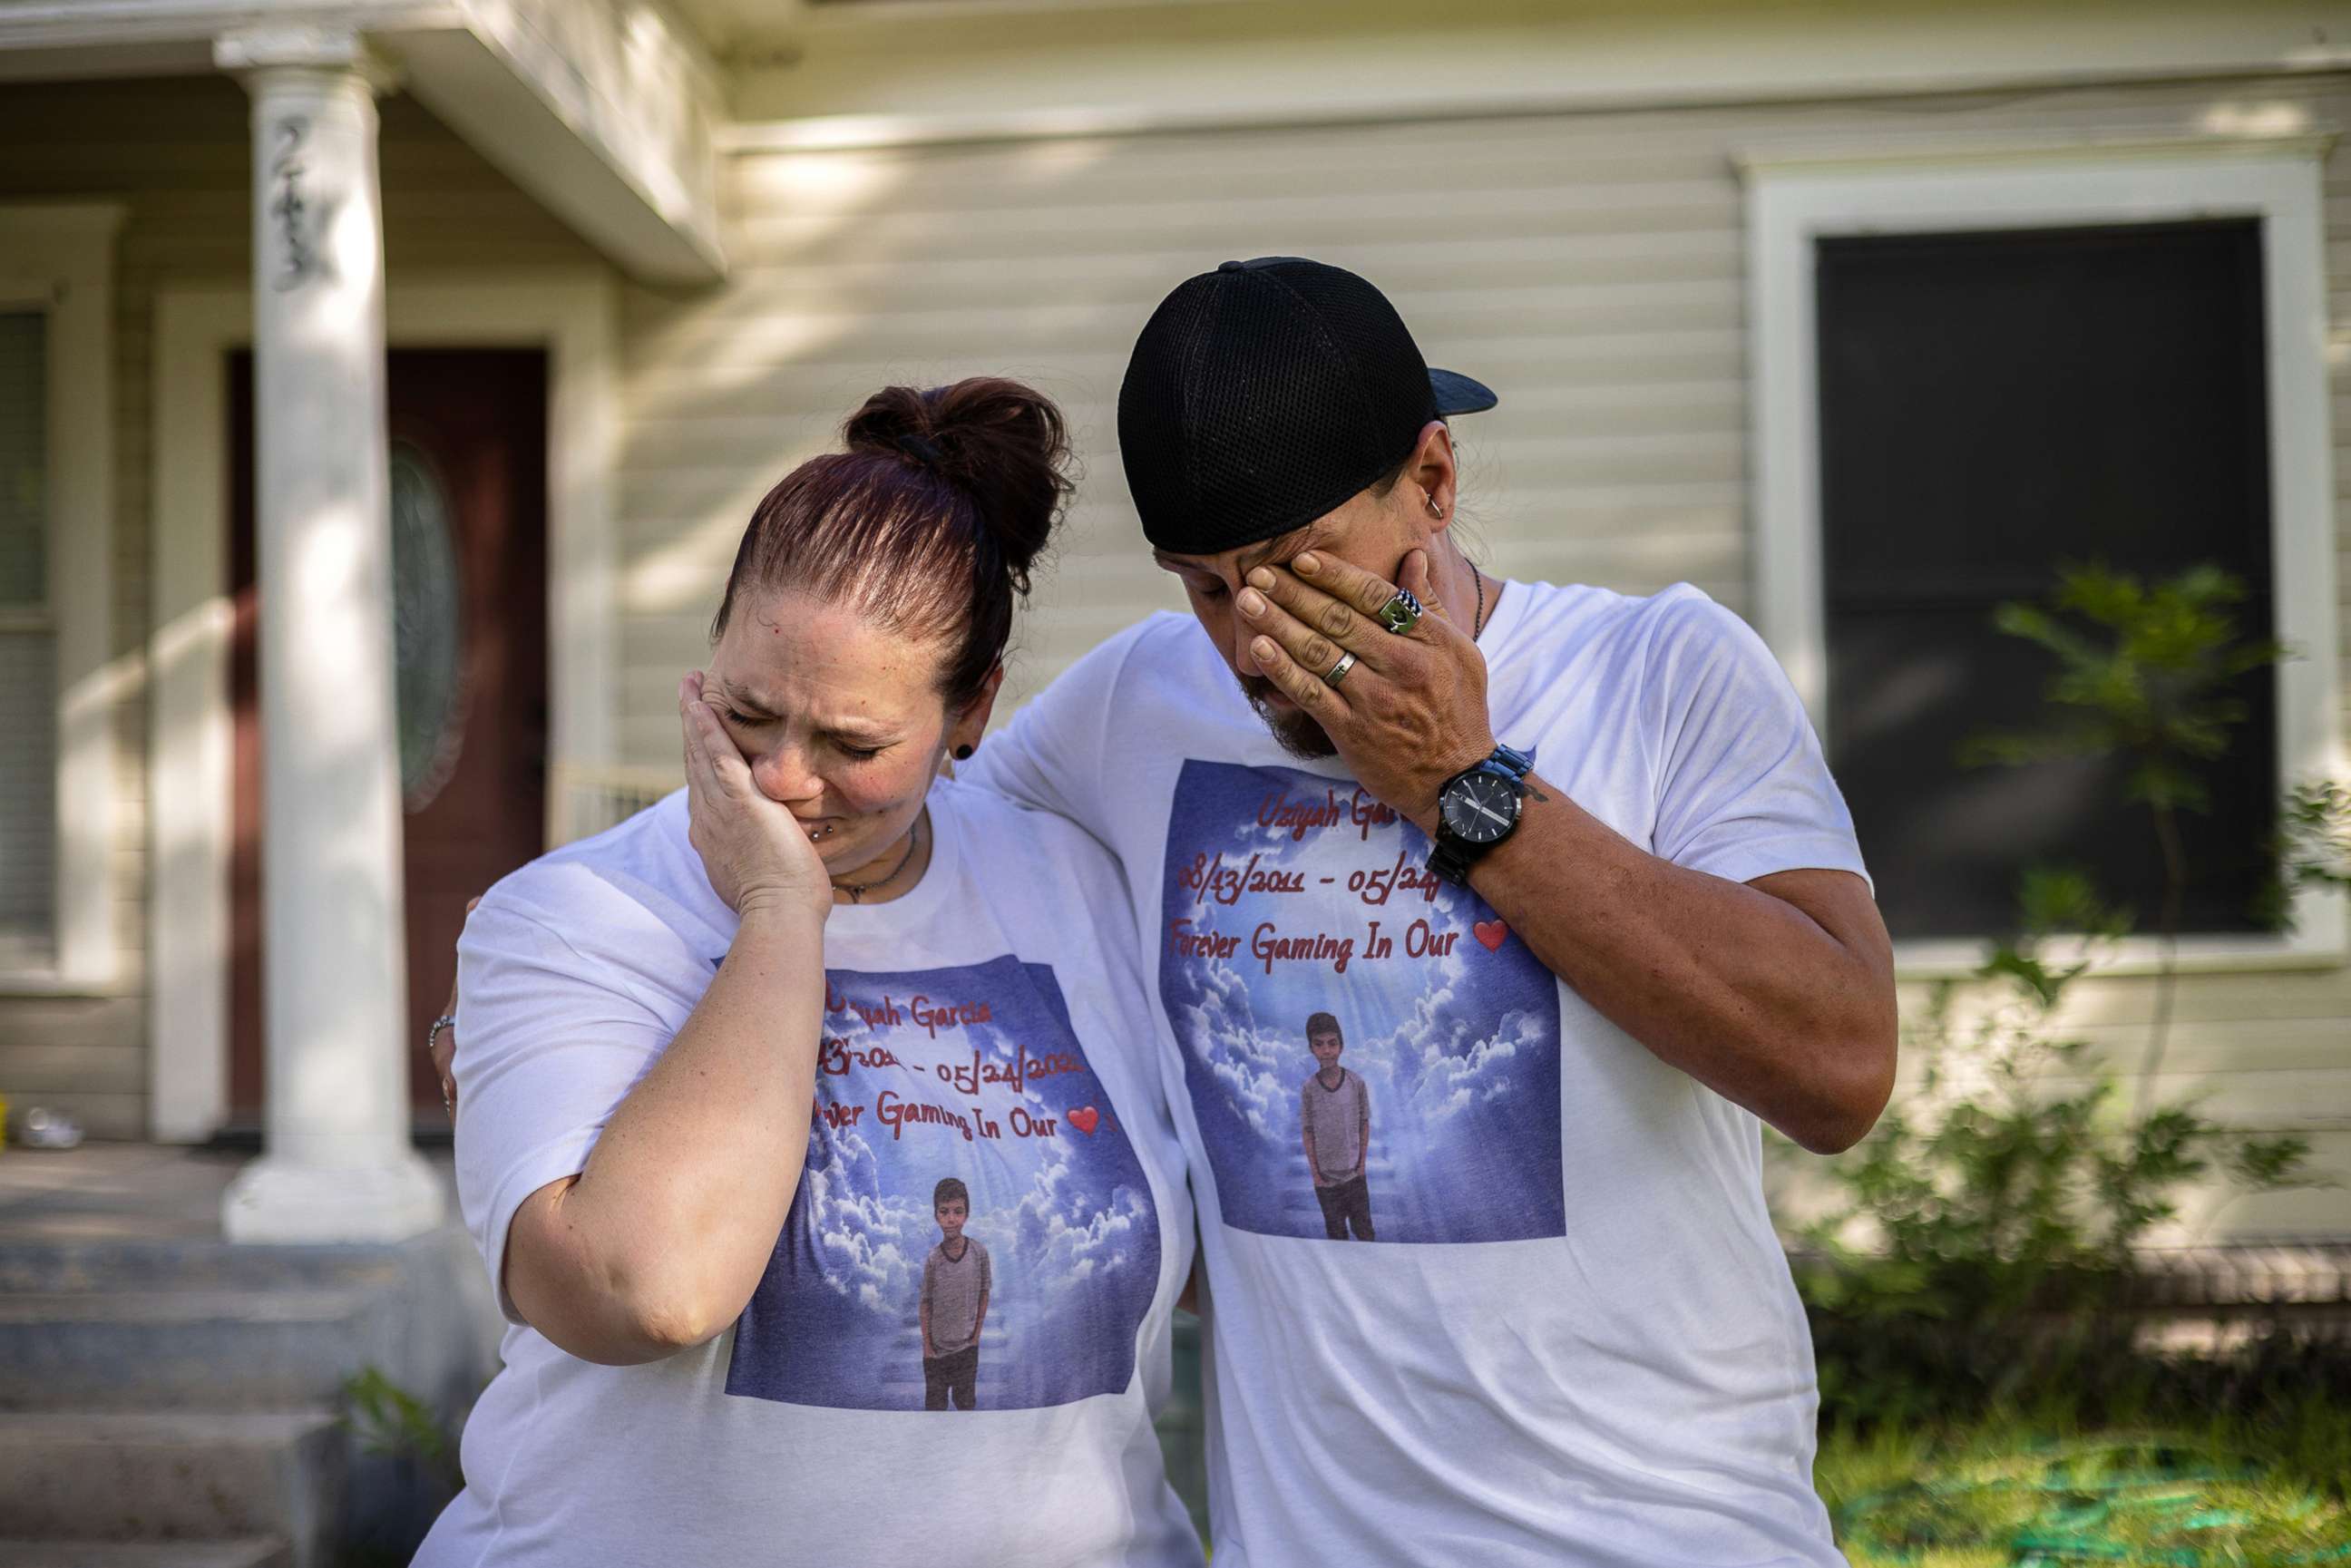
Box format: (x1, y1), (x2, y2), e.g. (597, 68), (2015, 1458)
(1, 0), (2346, 1252)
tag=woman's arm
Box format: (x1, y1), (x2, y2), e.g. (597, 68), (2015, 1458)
(501, 674), (833, 1366)
(502, 901), (825, 1363)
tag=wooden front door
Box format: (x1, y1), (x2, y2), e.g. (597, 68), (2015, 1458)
(229, 348), (550, 1124)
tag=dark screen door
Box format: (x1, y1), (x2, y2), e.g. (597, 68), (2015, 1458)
(1816, 219), (2277, 940)
(229, 348), (550, 1121)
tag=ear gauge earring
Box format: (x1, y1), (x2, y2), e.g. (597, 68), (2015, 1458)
(953, 745), (975, 761)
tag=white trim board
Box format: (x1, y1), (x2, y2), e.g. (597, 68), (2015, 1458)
(0, 202), (124, 994)
(1743, 139), (2348, 978)
(148, 271), (617, 1143)
(722, 3), (2351, 154)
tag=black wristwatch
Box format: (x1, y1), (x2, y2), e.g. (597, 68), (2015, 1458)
(1427, 743), (1535, 887)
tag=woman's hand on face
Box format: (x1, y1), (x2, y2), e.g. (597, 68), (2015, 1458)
(680, 670), (834, 926)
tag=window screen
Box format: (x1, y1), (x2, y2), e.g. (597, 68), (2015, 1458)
(1815, 220), (2277, 940)
(0, 307), (54, 968)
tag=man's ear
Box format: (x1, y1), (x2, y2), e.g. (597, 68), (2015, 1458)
(948, 663), (1006, 758)
(1401, 419), (1458, 537)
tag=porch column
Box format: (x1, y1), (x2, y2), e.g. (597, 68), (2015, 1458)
(216, 27), (442, 1242)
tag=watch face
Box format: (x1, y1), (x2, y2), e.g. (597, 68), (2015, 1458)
(1440, 769), (1520, 844)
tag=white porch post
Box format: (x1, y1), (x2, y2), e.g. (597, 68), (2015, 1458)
(216, 26), (442, 1243)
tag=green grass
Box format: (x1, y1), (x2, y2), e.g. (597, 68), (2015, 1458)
(1817, 1405), (2351, 1567)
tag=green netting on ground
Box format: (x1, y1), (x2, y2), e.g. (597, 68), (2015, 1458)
(1835, 1438), (2351, 1566)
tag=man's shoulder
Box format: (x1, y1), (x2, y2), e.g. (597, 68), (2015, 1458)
(1029, 610), (1204, 704)
(1503, 577), (1716, 647)
(1058, 609), (1238, 728)
(934, 775), (1113, 873)
(1493, 579), (1752, 725)
(931, 776), (1135, 944)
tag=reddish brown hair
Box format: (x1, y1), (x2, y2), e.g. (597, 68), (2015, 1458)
(713, 377), (1076, 708)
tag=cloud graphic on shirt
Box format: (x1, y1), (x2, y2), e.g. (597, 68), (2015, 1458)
(1395, 1007), (1546, 1125)
(1169, 954), (1292, 1136)
(1016, 1144), (1152, 1290)
(797, 1138), (928, 1314)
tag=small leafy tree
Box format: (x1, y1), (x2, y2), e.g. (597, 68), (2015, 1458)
(1793, 563), (2333, 1427)
(2258, 778), (2351, 928)
(1957, 562), (2288, 1105)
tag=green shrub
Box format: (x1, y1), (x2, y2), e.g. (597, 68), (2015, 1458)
(1790, 563), (2341, 1431)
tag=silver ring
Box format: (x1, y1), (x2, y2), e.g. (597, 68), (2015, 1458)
(1374, 588), (1423, 635)
(1322, 650), (1358, 687)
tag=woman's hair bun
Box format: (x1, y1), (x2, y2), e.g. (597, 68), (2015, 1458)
(843, 377), (1075, 593)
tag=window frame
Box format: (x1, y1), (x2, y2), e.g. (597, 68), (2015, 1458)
(1741, 138), (2346, 978)
(0, 203), (122, 992)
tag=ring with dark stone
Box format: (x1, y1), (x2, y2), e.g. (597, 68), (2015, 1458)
(1375, 588), (1423, 635)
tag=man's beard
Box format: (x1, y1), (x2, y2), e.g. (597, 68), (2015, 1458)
(1240, 675), (1339, 760)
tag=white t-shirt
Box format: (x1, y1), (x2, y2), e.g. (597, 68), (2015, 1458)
(966, 579), (1869, 1568)
(416, 777), (1203, 1568)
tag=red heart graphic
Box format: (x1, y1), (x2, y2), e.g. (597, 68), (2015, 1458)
(1066, 1106), (1100, 1136)
(1473, 919), (1509, 951)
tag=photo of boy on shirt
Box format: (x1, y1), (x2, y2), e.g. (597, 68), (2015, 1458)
(1299, 1012), (1374, 1241)
(919, 1176), (992, 1409)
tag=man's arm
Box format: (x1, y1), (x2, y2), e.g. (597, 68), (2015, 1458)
(1468, 792), (1893, 1154)
(1355, 1086), (1369, 1178)
(1236, 550), (1897, 1155)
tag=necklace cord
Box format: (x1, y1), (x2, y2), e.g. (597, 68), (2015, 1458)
(833, 814), (923, 903)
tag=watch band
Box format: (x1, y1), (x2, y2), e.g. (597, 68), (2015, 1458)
(1427, 744), (1535, 887)
(1429, 834), (1478, 886)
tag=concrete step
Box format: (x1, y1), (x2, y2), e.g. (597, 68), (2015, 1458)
(0, 1236), (415, 1296)
(0, 1411), (341, 1560)
(0, 1541), (292, 1568)
(0, 1292), (392, 1411)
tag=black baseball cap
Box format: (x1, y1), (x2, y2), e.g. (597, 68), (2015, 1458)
(1118, 256), (1497, 556)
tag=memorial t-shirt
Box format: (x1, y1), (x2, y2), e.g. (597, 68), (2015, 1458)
(415, 777), (1202, 1568)
(965, 579), (1868, 1568)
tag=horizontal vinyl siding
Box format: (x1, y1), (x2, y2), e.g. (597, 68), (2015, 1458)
(0, 75), (601, 1138)
(619, 69), (2351, 1242)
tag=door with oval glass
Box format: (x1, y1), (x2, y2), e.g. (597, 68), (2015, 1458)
(229, 348), (550, 1125)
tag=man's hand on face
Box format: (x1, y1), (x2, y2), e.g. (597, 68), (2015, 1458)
(1234, 546), (1497, 833)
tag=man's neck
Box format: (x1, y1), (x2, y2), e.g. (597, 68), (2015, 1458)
(942, 1235), (967, 1259)
(1432, 539), (1495, 641)
(1318, 1065), (1344, 1087)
